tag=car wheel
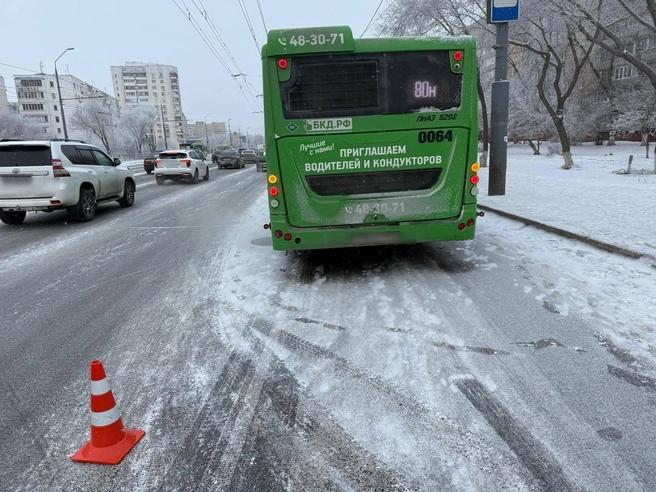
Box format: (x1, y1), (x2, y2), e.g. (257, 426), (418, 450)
(69, 188), (96, 222)
(0, 210), (27, 225)
(118, 180), (135, 207)
(191, 168), (199, 184)
(203, 166), (210, 181)
(156, 175), (165, 185)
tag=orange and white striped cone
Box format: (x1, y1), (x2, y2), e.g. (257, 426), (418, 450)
(71, 360), (145, 465)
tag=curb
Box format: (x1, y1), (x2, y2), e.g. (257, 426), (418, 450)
(477, 204), (656, 264)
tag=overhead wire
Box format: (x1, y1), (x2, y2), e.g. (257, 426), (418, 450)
(171, 0), (261, 113)
(190, 0), (263, 104)
(255, 0), (268, 33)
(236, 0), (261, 55)
(361, 0), (386, 38)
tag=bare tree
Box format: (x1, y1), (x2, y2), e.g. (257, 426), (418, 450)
(120, 106), (157, 154)
(376, 0), (492, 165)
(69, 100), (117, 154)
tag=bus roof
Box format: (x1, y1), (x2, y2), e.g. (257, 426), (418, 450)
(263, 26), (475, 58)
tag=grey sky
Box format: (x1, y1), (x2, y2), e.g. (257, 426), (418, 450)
(0, 0), (386, 135)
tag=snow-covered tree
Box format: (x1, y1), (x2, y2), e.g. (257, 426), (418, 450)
(0, 113), (43, 140)
(569, 0), (656, 91)
(69, 99), (118, 154)
(507, 70), (554, 154)
(508, 0), (597, 168)
(612, 84), (656, 157)
(119, 106), (157, 154)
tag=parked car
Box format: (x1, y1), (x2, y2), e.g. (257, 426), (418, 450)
(143, 150), (164, 174)
(155, 149), (209, 184)
(217, 149), (242, 169)
(256, 151), (267, 173)
(0, 139), (135, 224)
(240, 149), (258, 166)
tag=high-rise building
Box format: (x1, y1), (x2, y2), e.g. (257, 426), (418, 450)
(13, 73), (116, 138)
(0, 76), (10, 115)
(110, 62), (187, 148)
(192, 121), (228, 148)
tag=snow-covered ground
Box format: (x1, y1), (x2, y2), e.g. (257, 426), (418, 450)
(477, 141), (656, 259)
(477, 141), (656, 370)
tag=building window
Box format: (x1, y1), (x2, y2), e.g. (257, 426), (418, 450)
(49, 81), (54, 88)
(52, 93), (57, 99)
(22, 103), (45, 111)
(58, 128), (62, 134)
(20, 79), (43, 87)
(55, 116), (60, 122)
(54, 105), (58, 111)
(613, 65), (638, 80)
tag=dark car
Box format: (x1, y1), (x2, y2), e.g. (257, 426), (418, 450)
(217, 150), (243, 169)
(239, 150), (258, 166)
(143, 151), (163, 174)
(256, 151), (266, 172)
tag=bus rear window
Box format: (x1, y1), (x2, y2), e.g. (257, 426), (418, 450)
(288, 61), (379, 112)
(281, 51), (462, 118)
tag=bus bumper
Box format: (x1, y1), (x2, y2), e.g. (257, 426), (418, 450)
(269, 204), (478, 251)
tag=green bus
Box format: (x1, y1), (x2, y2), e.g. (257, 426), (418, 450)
(261, 26), (481, 251)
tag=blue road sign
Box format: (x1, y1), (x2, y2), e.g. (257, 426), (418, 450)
(487, 0), (520, 23)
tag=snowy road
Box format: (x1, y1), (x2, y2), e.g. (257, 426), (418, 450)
(0, 165), (654, 491)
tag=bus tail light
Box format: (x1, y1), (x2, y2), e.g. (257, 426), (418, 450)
(470, 175), (480, 185)
(270, 199), (280, 208)
(471, 163), (480, 172)
(269, 186), (279, 196)
(278, 59), (288, 69)
(458, 223), (466, 231)
(467, 219), (475, 227)
(471, 187), (479, 196)
(453, 51), (463, 61)
(268, 174), (278, 184)
(274, 230), (283, 238)
(284, 233), (292, 241)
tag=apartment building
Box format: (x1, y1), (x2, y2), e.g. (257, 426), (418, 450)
(13, 73), (116, 138)
(110, 62), (187, 147)
(192, 121), (227, 147)
(0, 76), (9, 115)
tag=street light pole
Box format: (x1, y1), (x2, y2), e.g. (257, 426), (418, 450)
(54, 47), (74, 139)
(160, 104), (168, 149)
(228, 118), (232, 147)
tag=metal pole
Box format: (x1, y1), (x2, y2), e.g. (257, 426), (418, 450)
(488, 22), (509, 196)
(54, 48), (74, 140)
(228, 119), (232, 147)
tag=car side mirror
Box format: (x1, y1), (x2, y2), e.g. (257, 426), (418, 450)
(113, 157), (121, 166)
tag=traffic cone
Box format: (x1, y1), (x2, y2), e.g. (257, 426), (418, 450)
(71, 360), (145, 465)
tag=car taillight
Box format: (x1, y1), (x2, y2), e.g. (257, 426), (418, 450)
(52, 158), (70, 177)
(180, 159), (191, 167)
(155, 159), (160, 168)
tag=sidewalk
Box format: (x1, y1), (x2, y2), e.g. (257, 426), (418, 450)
(475, 142), (656, 262)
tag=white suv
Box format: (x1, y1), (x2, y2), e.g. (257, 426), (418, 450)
(0, 139), (135, 225)
(155, 150), (210, 185)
